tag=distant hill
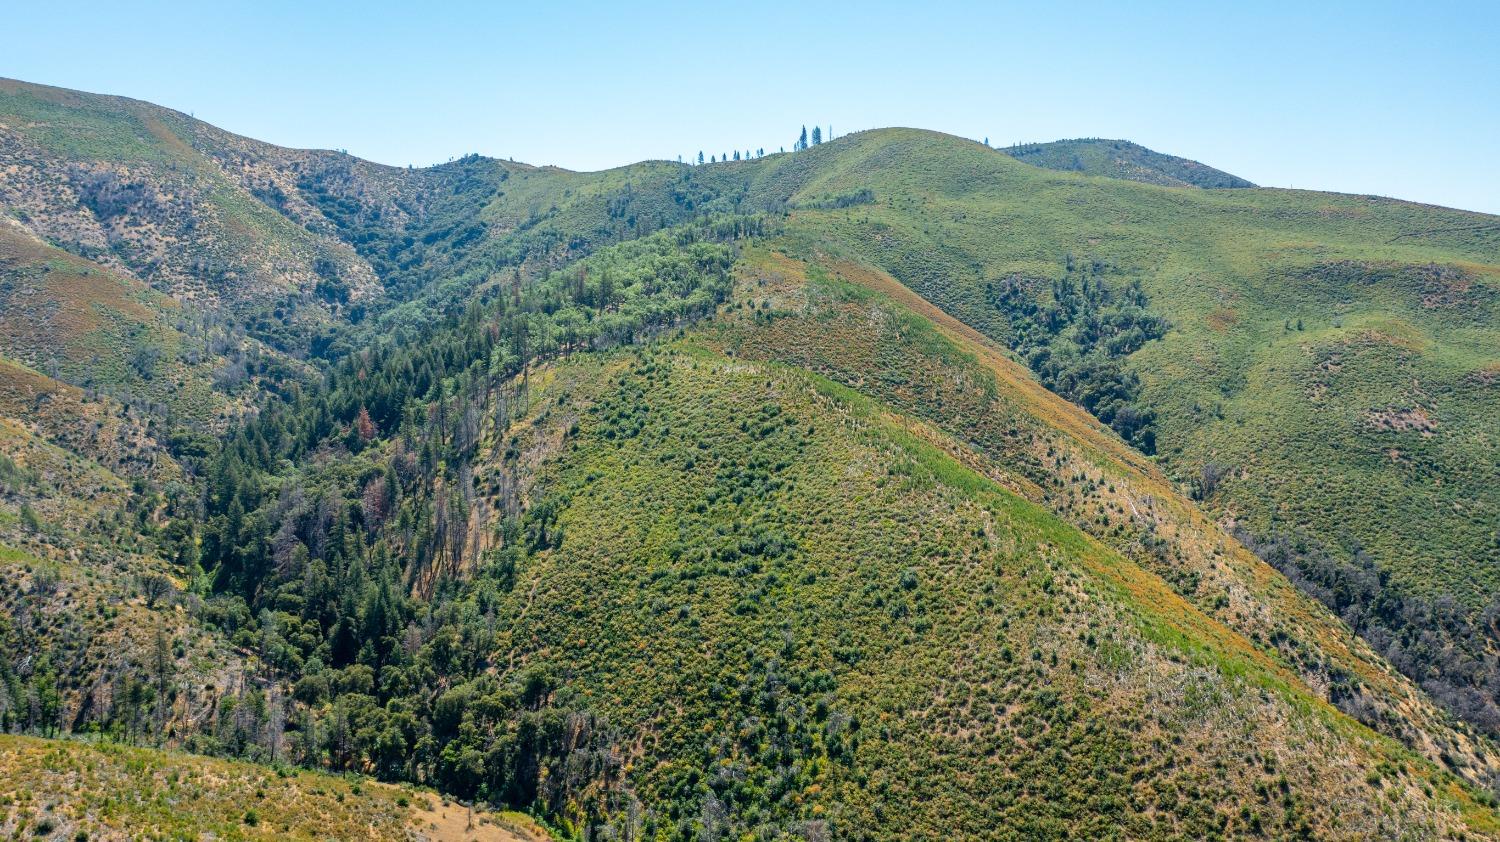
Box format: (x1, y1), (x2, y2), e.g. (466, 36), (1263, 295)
(1002, 138), (1256, 188)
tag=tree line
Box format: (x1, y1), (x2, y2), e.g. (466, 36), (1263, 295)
(689, 124), (835, 165)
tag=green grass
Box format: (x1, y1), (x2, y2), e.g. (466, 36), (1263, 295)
(713, 246), (1500, 784)
(0, 79), (174, 163)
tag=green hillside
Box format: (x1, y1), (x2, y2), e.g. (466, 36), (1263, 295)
(725, 128), (1500, 732)
(1002, 138), (1256, 188)
(3, 81), (1500, 838)
(124, 227), (1500, 837)
(0, 734), (549, 841)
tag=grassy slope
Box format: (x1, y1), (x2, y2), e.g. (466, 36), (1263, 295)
(719, 128), (1500, 610)
(1001, 138), (1256, 188)
(474, 332), (1496, 838)
(0, 219), (235, 425)
(15, 83), (1491, 609)
(0, 734), (548, 841)
(714, 246), (1500, 780)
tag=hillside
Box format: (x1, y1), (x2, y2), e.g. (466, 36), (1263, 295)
(727, 128), (1500, 733)
(144, 228), (1500, 836)
(0, 734), (549, 840)
(1001, 138), (1256, 188)
(2, 80), (1500, 838)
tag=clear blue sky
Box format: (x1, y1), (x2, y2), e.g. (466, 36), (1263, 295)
(7, 1), (1499, 213)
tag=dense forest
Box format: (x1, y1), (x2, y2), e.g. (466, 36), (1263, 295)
(2, 221), (753, 835)
(984, 259), (1169, 453)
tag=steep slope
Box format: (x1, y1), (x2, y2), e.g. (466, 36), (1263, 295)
(0, 79), (378, 320)
(724, 127), (1500, 734)
(0, 217), (241, 425)
(112, 226), (1497, 838)
(1002, 138), (1256, 188)
(0, 77), (754, 387)
(444, 337), (1494, 838)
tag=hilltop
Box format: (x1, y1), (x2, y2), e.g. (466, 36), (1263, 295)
(1001, 137), (1256, 188)
(1, 80), (1499, 838)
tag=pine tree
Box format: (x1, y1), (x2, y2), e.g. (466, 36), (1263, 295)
(698, 151), (704, 165)
(797, 126), (808, 151)
(355, 407), (378, 442)
(153, 628), (173, 738)
(812, 126), (822, 145)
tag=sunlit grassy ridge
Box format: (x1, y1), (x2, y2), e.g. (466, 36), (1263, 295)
(725, 130), (1500, 734)
(712, 246), (1500, 785)
(0, 77), (379, 311)
(467, 336), (1496, 838)
(726, 128), (1499, 605)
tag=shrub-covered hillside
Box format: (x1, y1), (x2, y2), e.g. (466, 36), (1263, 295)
(731, 127), (1500, 739)
(3, 80), (1500, 839)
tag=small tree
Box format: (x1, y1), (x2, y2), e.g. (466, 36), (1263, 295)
(19, 503), (43, 534)
(697, 150), (704, 165)
(1193, 462), (1232, 500)
(139, 572), (173, 608)
(811, 126), (822, 145)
